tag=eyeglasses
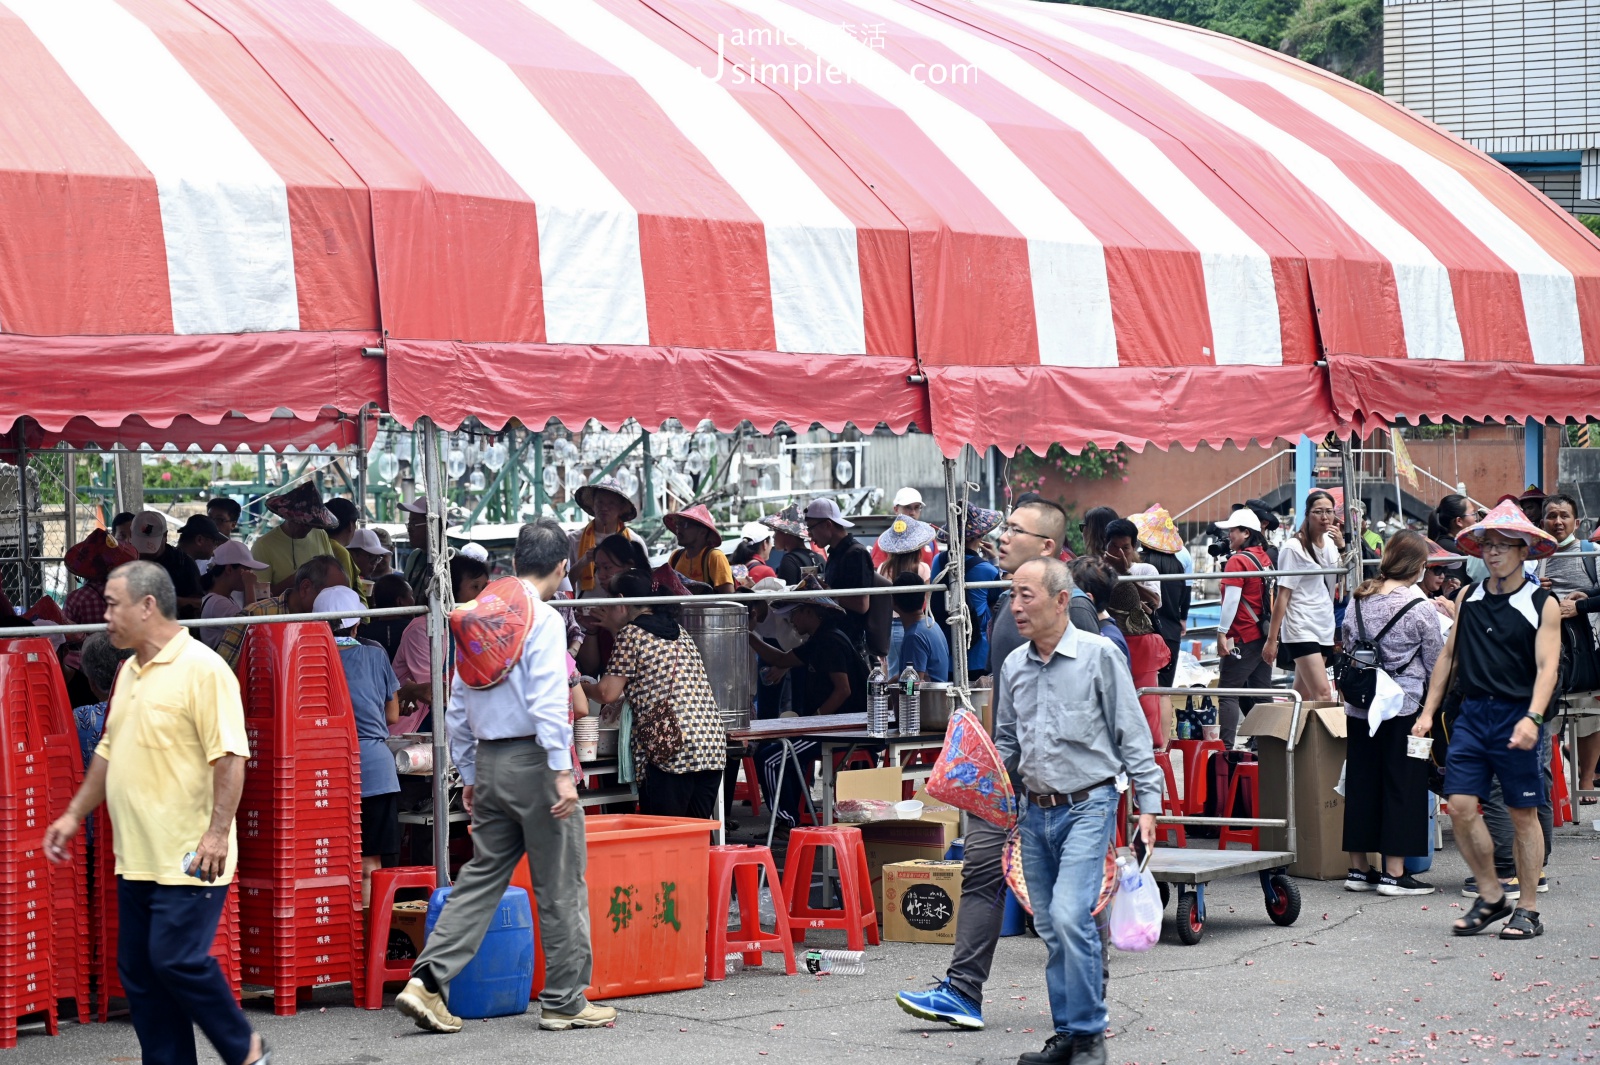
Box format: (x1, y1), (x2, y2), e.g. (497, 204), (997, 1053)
(1479, 541), (1522, 555)
(1308, 508), (1337, 517)
(999, 523), (1048, 540)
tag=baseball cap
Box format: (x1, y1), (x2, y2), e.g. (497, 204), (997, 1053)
(209, 540), (268, 570)
(178, 515), (224, 543)
(313, 585), (364, 630)
(129, 511), (168, 555)
(398, 496), (429, 515)
(459, 542), (489, 563)
(803, 498), (855, 528)
(739, 521), (774, 545)
(893, 487), (924, 508)
(1214, 507), (1263, 533)
(347, 528), (392, 557)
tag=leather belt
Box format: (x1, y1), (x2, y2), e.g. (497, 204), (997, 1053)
(1028, 779), (1116, 808)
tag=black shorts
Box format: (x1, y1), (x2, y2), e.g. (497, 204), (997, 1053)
(361, 792), (402, 859)
(1278, 641), (1334, 668)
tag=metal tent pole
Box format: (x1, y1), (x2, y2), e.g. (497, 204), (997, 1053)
(944, 453), (969, 691)
(15, 423), (32, 606)
(1339, 436), (1362, 591)
(421, 419), (453, 887)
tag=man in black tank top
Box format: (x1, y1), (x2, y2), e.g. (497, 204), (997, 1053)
(1416, 511), (1561, 941)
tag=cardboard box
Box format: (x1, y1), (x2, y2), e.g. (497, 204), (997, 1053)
(391, 900), (430, 957)
(836, 767), (961, 902)
(1239, 701), (1348, 880)
(881, 860), (964, 944)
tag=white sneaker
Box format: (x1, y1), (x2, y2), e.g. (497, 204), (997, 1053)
(540, 1002), (618, 1030)
(395, 978), (462, 1033)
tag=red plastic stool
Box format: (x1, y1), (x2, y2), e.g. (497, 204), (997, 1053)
(1170, 739), (1225, 815)
(1217, 763), (1260, 850)
(1151, 751), (1187, 847)
(706, 845), (796, 980)
(734, 756), (763, 816)
(1551, 740), (1572, 827)
(781, 826), (879, 951)
(361, 866), (438, 1009)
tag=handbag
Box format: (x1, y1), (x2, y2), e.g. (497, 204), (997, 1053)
(632, 641), (686, 767)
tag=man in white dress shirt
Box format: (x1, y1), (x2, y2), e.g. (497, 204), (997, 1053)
(396, 519), (616, 1034)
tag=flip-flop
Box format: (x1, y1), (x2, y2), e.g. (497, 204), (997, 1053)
(1499, 908), (1544, 940)
(1451, 893), (1513, 936)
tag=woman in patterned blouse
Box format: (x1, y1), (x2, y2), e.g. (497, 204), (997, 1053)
(582, 570), (728, 819)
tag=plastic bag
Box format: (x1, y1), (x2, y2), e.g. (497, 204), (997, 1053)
(1106, 856), (1162, 952)
(925, 708), (1019, 831)
(833, 798), (896, 824)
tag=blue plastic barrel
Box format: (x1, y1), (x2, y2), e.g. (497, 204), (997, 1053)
(999, 888), (1028, 936)
(423, 886), (534, 1018)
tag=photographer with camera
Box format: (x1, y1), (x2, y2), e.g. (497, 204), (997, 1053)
(1215, 506), (1275, 747)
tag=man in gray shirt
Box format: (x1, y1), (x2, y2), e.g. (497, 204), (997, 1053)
(995, 558), (1160, 1065)
(898, 499), (1092, 1032)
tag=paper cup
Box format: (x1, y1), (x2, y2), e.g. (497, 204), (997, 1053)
(1406, 734), (1432, 760)
(1201, 724), (1221, 742)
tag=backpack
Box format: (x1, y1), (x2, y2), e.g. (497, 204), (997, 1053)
(1333, 596), (1423, 711)
(1230, 549), (1276, 636)
(865, 573), (894, 659)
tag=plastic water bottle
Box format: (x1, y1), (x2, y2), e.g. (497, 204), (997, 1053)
(867, 665), (889, 738)
(897, 665), (920, 736)
(804, 949), (866, 975)
(725, 953), (748, 974)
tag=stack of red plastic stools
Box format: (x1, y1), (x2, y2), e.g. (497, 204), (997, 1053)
(3, 640), (90, 1027)
(92, 805), (243, 1020)
(235, 622), (364, 1015)
(0, 645), (63, 1047)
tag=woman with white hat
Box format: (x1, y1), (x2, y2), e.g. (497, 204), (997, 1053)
(729, 522), (778, 585)
(1215, 506), (1275, 746)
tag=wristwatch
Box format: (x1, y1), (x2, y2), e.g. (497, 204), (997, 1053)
(1525, 711), (1545, 726)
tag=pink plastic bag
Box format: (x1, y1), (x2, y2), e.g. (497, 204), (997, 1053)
(924, 708), (1019, 832)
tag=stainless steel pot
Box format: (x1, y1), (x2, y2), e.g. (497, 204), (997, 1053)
(680, 602), (753, 719)
(919, 683), (957, 732)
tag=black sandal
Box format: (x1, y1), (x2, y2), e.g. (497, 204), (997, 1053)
(1499, 908), (1543, 939)
(1451, 893), (1513, 936)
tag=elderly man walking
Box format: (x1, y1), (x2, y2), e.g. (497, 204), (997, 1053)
(396, 519), (615, 1034)
(44, 561), (266, 1065)
(996, 558), (1161, 1065)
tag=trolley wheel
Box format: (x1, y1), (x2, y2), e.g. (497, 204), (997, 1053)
(1158, 882), (1170, 909)
(1175, 891), (1204, 945)
(1266, 874), (1301, 927)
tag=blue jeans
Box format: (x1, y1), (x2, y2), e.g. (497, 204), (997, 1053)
(1019, 785), (1117, 1037)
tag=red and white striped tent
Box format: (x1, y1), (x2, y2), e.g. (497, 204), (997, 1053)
(3, 0), (1598, 453)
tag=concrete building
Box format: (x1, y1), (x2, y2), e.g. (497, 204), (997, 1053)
(1384, 0), (1600, 215)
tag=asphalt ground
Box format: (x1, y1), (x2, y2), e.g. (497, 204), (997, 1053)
(11, 826), (1599, 1065)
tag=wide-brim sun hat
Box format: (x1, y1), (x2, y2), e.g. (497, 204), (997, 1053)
(574, 476), (639, 523)
(773, 594), (844, 616)
(1424, 538), (1455, 565)
(967, 507), (1002, 540)
(1455, 500), (1558, 560)
(876, 516), (936, 555)
(1131, 505), (1183, 554)
(664, 503), (719, 539)
(265, 482), (335, 530)
(760, 505), (808, 539)
(64, 529), (137, 582)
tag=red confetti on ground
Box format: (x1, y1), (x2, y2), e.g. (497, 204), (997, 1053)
(1493, 973), (1506, 981)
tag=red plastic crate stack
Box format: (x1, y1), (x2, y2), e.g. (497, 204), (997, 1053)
(235, 622), (364, 1015)
(92, 807), (242, 1022)
(0, 644), (65, 1047)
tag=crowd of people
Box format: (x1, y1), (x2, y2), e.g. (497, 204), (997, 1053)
(16, 464), (1600, 1065)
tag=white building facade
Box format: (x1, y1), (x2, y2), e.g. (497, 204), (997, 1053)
(1384, 0), (1600, 214)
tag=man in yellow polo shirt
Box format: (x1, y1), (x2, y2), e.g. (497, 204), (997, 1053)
(44, 561), (268, 1065)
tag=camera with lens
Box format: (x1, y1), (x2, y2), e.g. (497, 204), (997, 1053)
(1207, 533), (1231, 559)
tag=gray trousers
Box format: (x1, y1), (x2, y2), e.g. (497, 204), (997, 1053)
(415, 739), (594, 1016)
(1217, 638), (1270, 748)
(946, 814), (1109, 1008)
(1481, 725), (1553, 876)
(946, 815), (1008, 1006)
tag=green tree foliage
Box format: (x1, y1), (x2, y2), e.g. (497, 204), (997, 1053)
(1580, 215), (1600, 239)
(1050, 0), (1382, 91)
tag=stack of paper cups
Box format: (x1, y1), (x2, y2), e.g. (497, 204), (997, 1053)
(394, 744), (434, 774)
